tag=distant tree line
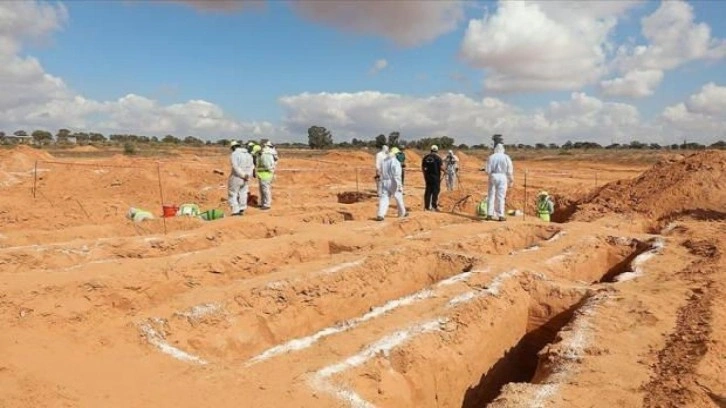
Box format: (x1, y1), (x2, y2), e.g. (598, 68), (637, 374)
(2, 127), (724, 152)
(306, 126), (725, 151)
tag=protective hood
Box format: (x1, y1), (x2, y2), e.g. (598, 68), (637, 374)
(381, 145), (389, 153)
(494, 143), (505, 154)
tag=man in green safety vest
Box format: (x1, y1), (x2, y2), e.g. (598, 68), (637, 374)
(256, 140), (276, 210)
(536, 191), (555, 222)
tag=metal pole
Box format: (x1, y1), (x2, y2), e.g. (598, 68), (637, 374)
(157, 162), (167, 235)
(523, 170), (528, 221)
(356, 168), (359, 193)
(33, 160), (38, 199)
(595, 172), (598, 188)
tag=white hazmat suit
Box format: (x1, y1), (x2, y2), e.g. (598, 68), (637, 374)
(228, 146), (254, 215)
(485, 144), (514, 220)
(375, 145), (389, 196)
(376, 152), (407, 219)
(444, 151), (459, 191)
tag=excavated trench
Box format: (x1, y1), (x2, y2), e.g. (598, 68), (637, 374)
(326, 236), (660, 408)
(144, 226), (560, 363)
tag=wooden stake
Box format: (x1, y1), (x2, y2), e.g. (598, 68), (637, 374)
(157, 162), (167, 235)
(523, 170), (528, 221)
(33, 160), (38, 199)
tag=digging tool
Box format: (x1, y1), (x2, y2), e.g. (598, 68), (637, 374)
(451, 194), (471, 213)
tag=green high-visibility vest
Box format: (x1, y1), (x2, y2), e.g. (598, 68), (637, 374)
(537, 198), (551, 222)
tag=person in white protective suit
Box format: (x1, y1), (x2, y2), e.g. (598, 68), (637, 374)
(485, 143), (514, 221)
(227, 140), (254, 216)
(374, 145), (389, 196)
(256, 141), (276, 210)
(375, 147), (408, 221)
(444, 150), (460, 191)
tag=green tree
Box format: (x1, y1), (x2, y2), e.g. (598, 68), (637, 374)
(162, 134), (180, 144)
(710, 140), (726, 149)
(307, 126), (333, 149)
(72, 132), (90, 145)
(56, 128), (71, 144)
(31, 130), (53, 146)
(89, 133), (106, 143)
(387, 131), (400, 147)
(492, 134), (503, 146)
(183, 136), (203, 145)
(216, 139), (230, 146)
(374, 134), (387, 148)
(14, 130), (27, 137)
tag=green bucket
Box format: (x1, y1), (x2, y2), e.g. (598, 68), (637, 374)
(200, 209), (224, 221)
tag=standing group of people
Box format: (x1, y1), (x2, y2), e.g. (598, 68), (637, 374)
(228, 140), (278, 216)
(374, 142), (554, 222)
(226, 139), (554, 223)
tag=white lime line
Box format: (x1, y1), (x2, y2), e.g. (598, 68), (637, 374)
(310, 319), (445, 408)
(247, 267), (490, 365)
(139, 320), (208, 365)
(308, 269), (520, 408)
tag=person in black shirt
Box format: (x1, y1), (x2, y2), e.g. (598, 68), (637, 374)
(421, 145), (443, 211)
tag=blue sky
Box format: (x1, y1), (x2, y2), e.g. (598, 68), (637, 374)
(3, 0), (726, 144)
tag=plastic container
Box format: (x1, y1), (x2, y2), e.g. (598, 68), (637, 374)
(162, 205), (179, 218)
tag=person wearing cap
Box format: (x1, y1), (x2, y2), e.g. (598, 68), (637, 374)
(421, 145), (443, 211)
(228, 140), (254, 216)
(444, 149), (460, 191)
(256, 140), (276, 210)
(375, 147), (407, 221)
(536, 191), (555, 222)
(484, 143), (514, 221)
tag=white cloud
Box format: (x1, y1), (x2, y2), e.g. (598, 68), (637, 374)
(0, 1), (277, 140)
(291, 0), (465, 47)
(278, 90), (649, 145)
(169, 0), (263, 12)
(660, 83), (726, 142)
(600, 69), (664, 97)
(603, 0), (726, 98)
(369, 59), (388, 75)
(460, 0), (640, 92)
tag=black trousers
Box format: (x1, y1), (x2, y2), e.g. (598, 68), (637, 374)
(424, 175), (441, 210)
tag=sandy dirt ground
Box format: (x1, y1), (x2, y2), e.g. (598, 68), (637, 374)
(0, 145), (724, 408)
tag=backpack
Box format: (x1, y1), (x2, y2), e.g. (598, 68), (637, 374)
(177, 203), (200, 216)
(395, 152), (406, 167)
(476, 200), (488, 217)
(199, 209), (224, 221)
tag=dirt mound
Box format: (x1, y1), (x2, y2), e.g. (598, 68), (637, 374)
(572, 151), (726, 222)
(337, 191), (374, 204)
(70, 145), (99, 152)
(0, 146), (54, 170)
(323, 150), (372, 163)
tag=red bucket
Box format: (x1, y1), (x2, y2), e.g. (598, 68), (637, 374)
(162, 205), (178, 218)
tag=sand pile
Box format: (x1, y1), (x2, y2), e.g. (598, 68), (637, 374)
(323, 150), (372, 163)
(572, 151), (726, 222)
(70, 145), (99, 152)
(0, 146), (54, 170)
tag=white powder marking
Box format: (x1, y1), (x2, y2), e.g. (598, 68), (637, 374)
(139, 320), (207, 365)
(310, 319), (445, 408)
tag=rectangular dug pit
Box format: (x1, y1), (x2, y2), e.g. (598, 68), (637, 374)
(147, 228), (566, 365)
(320, 276), (588, 408)
(542, 236), (658, 283)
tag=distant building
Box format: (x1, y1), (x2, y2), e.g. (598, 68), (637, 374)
(4, 135), (33, 145)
